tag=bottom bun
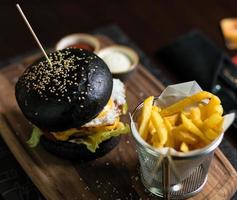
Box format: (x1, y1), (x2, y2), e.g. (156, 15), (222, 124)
(40, 135), (121, 161)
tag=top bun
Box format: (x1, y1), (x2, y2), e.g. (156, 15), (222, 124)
(15, 48), (113, 131)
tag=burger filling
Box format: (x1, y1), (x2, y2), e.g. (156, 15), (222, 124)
(27, 79), (129, 152)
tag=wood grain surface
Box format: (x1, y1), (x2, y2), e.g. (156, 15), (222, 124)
(0, 36), (236, 200)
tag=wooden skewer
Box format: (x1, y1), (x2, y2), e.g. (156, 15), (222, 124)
(16, 3), (52, 66)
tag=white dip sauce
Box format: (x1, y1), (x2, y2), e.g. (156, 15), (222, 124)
(101, 51), (131, 73)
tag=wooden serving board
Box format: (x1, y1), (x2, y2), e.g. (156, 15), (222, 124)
(0, 36), (236, 200)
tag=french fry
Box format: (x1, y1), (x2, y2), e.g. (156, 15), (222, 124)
(144, 122), (154, 145)
(148, 121), (156, 135)
(164, 118), (174, 148)
(198, 103), (207, 120)
(172, 124), (185, 136)
(150, 107), (168, 147)
(164, 118), (173, 131)
(137, 91), (224, 152)
(203, 113), (223, 129)
(164, 113), (179, 126)
(183, 111), (191, 118)
(213, 118), (224, 133)
(160, 91), (214, 117)
(213, 105), (223, 116)
(152, 105), (161, 112)
(205, 95), (222, 117)
(190, 107), (203, 128)
(150, 121), (163, 148)
(139, 96), (154, 140)
(175, 131), (198, 144)
(204, 129), (220, 141)
(151, 136), (162, 148)
(171, 124), (185, 147)
(180, 142), (189, 152)
(181, 113), (210, 144)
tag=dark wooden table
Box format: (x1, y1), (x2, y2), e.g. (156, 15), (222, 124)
(1, 1), (237, 199)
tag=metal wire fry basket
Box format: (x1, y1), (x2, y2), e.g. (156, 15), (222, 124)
(130, 100), (224, 199)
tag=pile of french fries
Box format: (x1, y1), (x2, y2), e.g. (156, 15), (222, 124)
(138, 91), (224, 152)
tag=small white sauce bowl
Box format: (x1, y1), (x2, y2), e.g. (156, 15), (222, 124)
(97, 45), (139, 80)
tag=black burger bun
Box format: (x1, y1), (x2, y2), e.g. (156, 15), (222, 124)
(15, 48), (113, 131)
(40, 135), (121, 161)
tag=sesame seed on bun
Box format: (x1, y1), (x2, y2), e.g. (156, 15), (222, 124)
(15, 48), (113, 132)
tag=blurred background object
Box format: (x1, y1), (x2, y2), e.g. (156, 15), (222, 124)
(1, 0), (237, 64)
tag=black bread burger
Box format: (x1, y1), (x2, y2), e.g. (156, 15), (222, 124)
(15, 48), (129, 160)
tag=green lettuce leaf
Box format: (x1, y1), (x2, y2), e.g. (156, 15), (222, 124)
(26, 122), (130, 152)
(27, 126), (42, 148)
(70, 123), (130, 152)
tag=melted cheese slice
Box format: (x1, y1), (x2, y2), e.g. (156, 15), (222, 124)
(52, 128), (78, 141)
(52, 97), (124, 141)
(52, 117), (120, 141)
(96, 98), (114, 119)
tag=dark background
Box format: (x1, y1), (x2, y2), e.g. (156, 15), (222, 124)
(0, 0), (237, 199)
(1, 0), (237, 62)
